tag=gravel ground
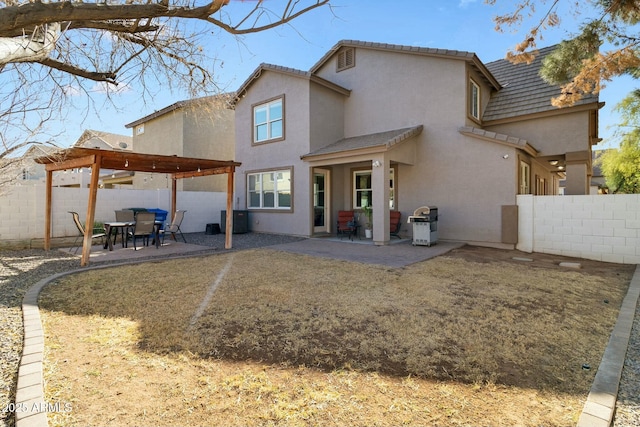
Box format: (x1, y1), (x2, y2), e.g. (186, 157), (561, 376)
(613, 293), (640, 427)
(0, 233), (638, 427)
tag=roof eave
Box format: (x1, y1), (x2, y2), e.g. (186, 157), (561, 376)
(483, 101), (602, 126)
(459, 126), (538, 157)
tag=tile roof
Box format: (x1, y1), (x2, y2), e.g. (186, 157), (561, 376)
(483, 45), (600, 122)
(302, 125), (423, 159)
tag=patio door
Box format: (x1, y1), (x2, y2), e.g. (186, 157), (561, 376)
(313, 169), (330, 234)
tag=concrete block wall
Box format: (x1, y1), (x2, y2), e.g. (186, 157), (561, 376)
(517, 194), (640, 264)
(0, 185), (228, 241)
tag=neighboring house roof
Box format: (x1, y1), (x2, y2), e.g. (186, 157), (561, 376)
(75, 129), (133, 151)
(309, 40), (502, 89)
(483, 45), (600, 123)
(458, 126), (538, 156)
(125, 94), (234, 128)
(21, 143), (59, 159)
(233, 63), (351, 103)
(302, 125), (423, 159)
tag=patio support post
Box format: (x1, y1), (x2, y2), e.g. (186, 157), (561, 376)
(171, 176), (177, 220)
(372, 156), (390, 245)
(80, 157), (101, 266)
(225, 166), (234, 249)
(44, 170), (53, 251)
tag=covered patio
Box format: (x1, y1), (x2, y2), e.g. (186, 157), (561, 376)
(35, 147), (241, 266)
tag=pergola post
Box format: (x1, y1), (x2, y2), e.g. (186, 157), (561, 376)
(225, 166), (234, 249)
(44, 170), (53, 251)
(81, 157), (101, 266)
(171, 176), (177, 220)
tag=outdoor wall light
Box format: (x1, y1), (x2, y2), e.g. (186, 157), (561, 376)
(125, 159), (129, 167)
(372, 160), (382, 167)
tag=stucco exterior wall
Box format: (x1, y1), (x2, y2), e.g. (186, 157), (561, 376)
(235, 71), (312, 236)
(182, 106), (235, 192)
(486, 111), (591, 156)
(131, 110), (183, 190)
(309, 84), (345, 152)
(131, 104), (234, 193)
(314, 48), (517, 245)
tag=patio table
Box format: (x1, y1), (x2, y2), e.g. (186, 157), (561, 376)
(103, 221), (135, 250)
(104, 221), (164, 251)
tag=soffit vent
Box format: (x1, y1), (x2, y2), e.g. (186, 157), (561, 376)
(337, 47), (355, 72)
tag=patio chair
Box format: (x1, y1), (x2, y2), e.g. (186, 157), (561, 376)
(132, 212), (156, 250)
(69, 211), (106, 254)
(390, 211), (402, 239)
(161, 210), (187, 244)
(337, 210), (358, 240)
(114, 209), (135, 247)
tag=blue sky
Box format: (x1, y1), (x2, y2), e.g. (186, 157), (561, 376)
(58, 0), (633, 148)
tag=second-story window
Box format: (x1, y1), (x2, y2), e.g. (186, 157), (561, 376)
(253, 96), (284, 143)
(469, 79), (480, 120)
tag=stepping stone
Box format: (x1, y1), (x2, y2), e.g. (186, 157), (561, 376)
(559, 262), (582, 269)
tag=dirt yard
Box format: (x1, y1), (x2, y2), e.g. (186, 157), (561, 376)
(38, 245), (635, 426)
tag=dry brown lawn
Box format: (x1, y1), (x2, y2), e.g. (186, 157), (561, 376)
(38, 246), (635, 427)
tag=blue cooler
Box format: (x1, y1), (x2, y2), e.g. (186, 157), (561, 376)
(146, 208), (169, 241)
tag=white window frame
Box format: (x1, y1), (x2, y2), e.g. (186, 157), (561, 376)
(469, 79), (480, 120)
(519, 161), (531, 194)
(253, 96), (284, 143)
(352, 168), (395, 209)
(247, 169), (292, 210)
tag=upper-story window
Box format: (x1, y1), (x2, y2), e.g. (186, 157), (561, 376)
(469, 78), (480, 120)
(337, 47), (355, 72)
(253, 96), (284, 143)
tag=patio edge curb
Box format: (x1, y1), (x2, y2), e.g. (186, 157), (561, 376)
(576, 264), (640, 427)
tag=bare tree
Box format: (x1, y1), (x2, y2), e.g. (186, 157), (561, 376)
(0, 0), (330, 185)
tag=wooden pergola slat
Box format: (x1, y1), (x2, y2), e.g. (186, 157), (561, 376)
(35, 147), (241, 266)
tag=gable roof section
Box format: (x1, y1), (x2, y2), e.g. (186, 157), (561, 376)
(483, 45), (600, 123)
(310, 40), (501, 89)
(302, 125), (423, 160)
(125, 94), (233, 128)
(74, 129), (132, 151)
(233, 63), (351, 104)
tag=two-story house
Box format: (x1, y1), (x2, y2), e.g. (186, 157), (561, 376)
(233, 40), (601, 248)
(125, 94), (235, 192)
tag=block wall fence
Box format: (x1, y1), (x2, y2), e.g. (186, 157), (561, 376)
(0, 186), (228, 243)
(517, 194), (640, 264)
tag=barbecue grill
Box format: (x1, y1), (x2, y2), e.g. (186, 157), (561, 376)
(407, 206), (438, 246)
